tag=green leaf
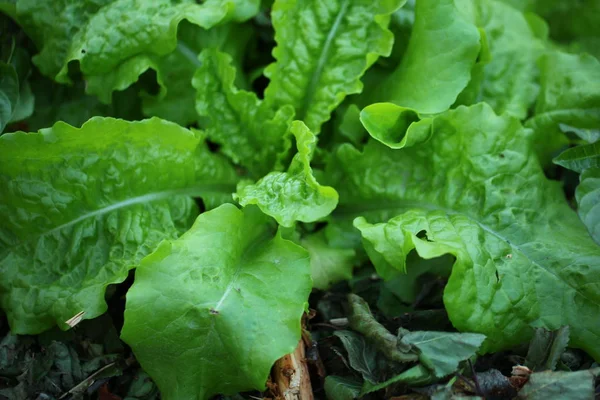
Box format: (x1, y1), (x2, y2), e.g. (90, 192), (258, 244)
(142, 21), (253, 126)
(526, 326), (570, 371)
(347, 294), (418, 363)
(324, 375), (362, 400)
(235, 121), (339, 227)
(14, 0), (259, 102)
(0, 117), (237, 334)
(374, 0), (481, 113)
(0, 62), (19, 132)
(400, 331), (486, 378)
(554, 142), (600, 244)
(360, 364), (433, 395)
(359, 103), (427, 149)
(121, 204), (312, 400)
(526, 52), (600, 162)
(517, 368), (600, 400)
(554, 141), (600, 173)
(458, 0), (546, 119)
(331, 103), (600, 357)
(193, 48), (295, 177)
(263, 0), (403, 132)
(334, 330), (379, 383)
(300, 230), (354, 290)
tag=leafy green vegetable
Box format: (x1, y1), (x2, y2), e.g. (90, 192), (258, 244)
(300, 230), (355, 290)
(236, 121), (339, 226)
(263, 0), (403, 132)
(324, 375), (362, 400)
(373, 0), (481, 113)
(0, 117), (237, 334)
(194, 48), (294, 177)
(12, 0), (259, 102)
(121, 204), (311, 400)
(334, 330), (380, 383)
(343, 103), (600, 357)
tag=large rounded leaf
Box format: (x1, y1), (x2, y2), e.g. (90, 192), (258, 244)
(0, 117), (237, 334)
(121, 204), (312, 400)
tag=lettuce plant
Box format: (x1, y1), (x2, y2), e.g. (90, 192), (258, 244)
(0, 0), (599, 398)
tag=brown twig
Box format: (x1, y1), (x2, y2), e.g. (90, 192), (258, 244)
(272, 340), (313, 400)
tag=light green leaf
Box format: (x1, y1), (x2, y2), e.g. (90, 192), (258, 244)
(264, 0), (403, 132)
(401, 331), (486, 377)
(121, 204), (312, 400)
(554, 142), (600, 244)
(334, 330), (379, 383)
(0, 117), (237, 334)
(517, 368), (600, 400)
(359, 103), (427, 149)
(301, 231), (354, 290)
(142, 21), (253, 126)
(193, 48), (295, 177)
(331, 103), (600, 357)
(235, 121), (339, 227)
(324, 376), (362, 400)
(526, 326), (570, 371)
(14, 0), (259, 102)
(577, 168), (600, 244)
(374, 0), (481, 113)
(554, 141), (600, 173)
(459, 0), (546, 119)
(526, 52), (600, 162)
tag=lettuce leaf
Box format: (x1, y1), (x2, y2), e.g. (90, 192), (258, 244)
(263, 0), (403, 132)
(0, 117), (237, 334)
(121, 204), (311, 400)
(330, 103), (600, 357)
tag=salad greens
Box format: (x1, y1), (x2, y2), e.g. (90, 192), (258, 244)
(0, 0), (599, 398)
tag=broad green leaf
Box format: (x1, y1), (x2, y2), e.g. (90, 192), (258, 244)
(374, 0), (481, 113)
(400, 331), (486, 378)
(458, 0), (546, 119)
(334, 330), (379, 383)
(359, 103), (426, 149)
(263, 0), (403, 132)
(142, 21), (253, 126)
(0, 117), (237, 334)
(324, 376), (362, 400)
(0, 62), (18, 132)
(193, 48), (295, 177)
(331, 103), (600, 357)
(554, 142), (600, 244)
(235, 121), (339, 227)
(300, 231), (354, 290)
(517, 368), (600, 400)
(13, 0), (259, 102)
(526, 326), (570, 371)
(527, 52), (600, 162)
(121, 204), (312, 400)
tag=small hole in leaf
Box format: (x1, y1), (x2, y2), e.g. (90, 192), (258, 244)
(499, 153), (505, 158)
(205, 139), (221, 153)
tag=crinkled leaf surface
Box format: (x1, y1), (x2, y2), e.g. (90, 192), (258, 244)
(263, 0), (403, 132)
(401, 331), (486, 377)
(121, 204), (312, 400)
(142, 21), (253, 126)
(517, 368), (600, 400)
(194, 48), (294, 177)
(526, 52), (600, 161)
(12, 0), (259, 102)
(332, 103), (600, 357)
(374, 0), (481, 113)
(0, 117), (237, 334)
(236, 121), (338, 227)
